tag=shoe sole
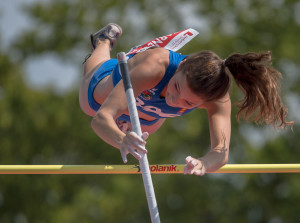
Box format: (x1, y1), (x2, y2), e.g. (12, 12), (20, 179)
(90, 23), (123, 50)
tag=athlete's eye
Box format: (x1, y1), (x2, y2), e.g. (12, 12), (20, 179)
(186, 101), (192, 106)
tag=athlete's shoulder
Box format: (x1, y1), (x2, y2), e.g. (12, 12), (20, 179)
(129, 48), (169, 76)
(126, 48), (170, 90)
(200, 92), (231, 114)
(149, 47), (170, 63)
(132, 47), (169, 65)
(148, 47), (170, 57)
(142, 48), (170, 73)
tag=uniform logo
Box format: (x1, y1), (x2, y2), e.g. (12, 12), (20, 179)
(141, 90), (153, 100)
(140, 88), (158, 101)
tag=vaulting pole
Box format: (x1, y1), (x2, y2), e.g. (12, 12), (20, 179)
(117, 52), (160, 223)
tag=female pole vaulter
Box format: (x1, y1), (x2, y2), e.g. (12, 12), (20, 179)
(79, 23), (293, 176)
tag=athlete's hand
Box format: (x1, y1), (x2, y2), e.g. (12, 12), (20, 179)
(184, 156), (206, 176)
(120, 131), (149, 163)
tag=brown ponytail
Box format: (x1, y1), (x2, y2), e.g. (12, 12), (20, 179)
(225, 51), (293, 128)
(181, 50), (293, 129)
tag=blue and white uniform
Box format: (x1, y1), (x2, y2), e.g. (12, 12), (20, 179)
(87, 50), (196, 126)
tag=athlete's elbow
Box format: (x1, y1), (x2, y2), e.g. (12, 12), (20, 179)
(91, 117), (97, 131)
(91, 112), (105, 131)
(91, 117), (97, 132)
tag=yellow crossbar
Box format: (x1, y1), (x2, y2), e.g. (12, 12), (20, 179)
(0, 164), (300, 174)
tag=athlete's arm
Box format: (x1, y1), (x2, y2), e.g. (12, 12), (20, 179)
(91, 49), (168, 162)
(184, 94), (231, 175)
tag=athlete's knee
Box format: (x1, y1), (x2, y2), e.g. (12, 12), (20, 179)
(83, 62), (101, 77)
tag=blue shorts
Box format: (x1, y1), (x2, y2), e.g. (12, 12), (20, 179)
(87, 57), (159, 126)
(88, 59), (118, 111)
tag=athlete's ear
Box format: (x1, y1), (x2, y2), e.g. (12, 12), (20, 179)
(178, 58), (187, 69)
(180, 58), (186, 63)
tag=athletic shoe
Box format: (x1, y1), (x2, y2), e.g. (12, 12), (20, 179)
(90, 23), (123, 50)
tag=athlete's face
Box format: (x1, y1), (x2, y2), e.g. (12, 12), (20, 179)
(165, 71), (206, 108)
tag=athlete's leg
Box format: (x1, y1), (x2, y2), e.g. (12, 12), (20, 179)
(83, 23), (122, 75)
(83, 38), (111, 75)
(79, 24), (122, 116)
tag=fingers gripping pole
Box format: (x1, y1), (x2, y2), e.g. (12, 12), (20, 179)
(117, 52), (160, 223)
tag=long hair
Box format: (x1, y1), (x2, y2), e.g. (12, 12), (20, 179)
(179, 50), (293, 129)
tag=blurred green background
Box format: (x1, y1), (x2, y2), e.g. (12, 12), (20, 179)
(0, 0), (300, 222)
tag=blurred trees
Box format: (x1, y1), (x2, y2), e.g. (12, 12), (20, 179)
(1, 0), (300, 222)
